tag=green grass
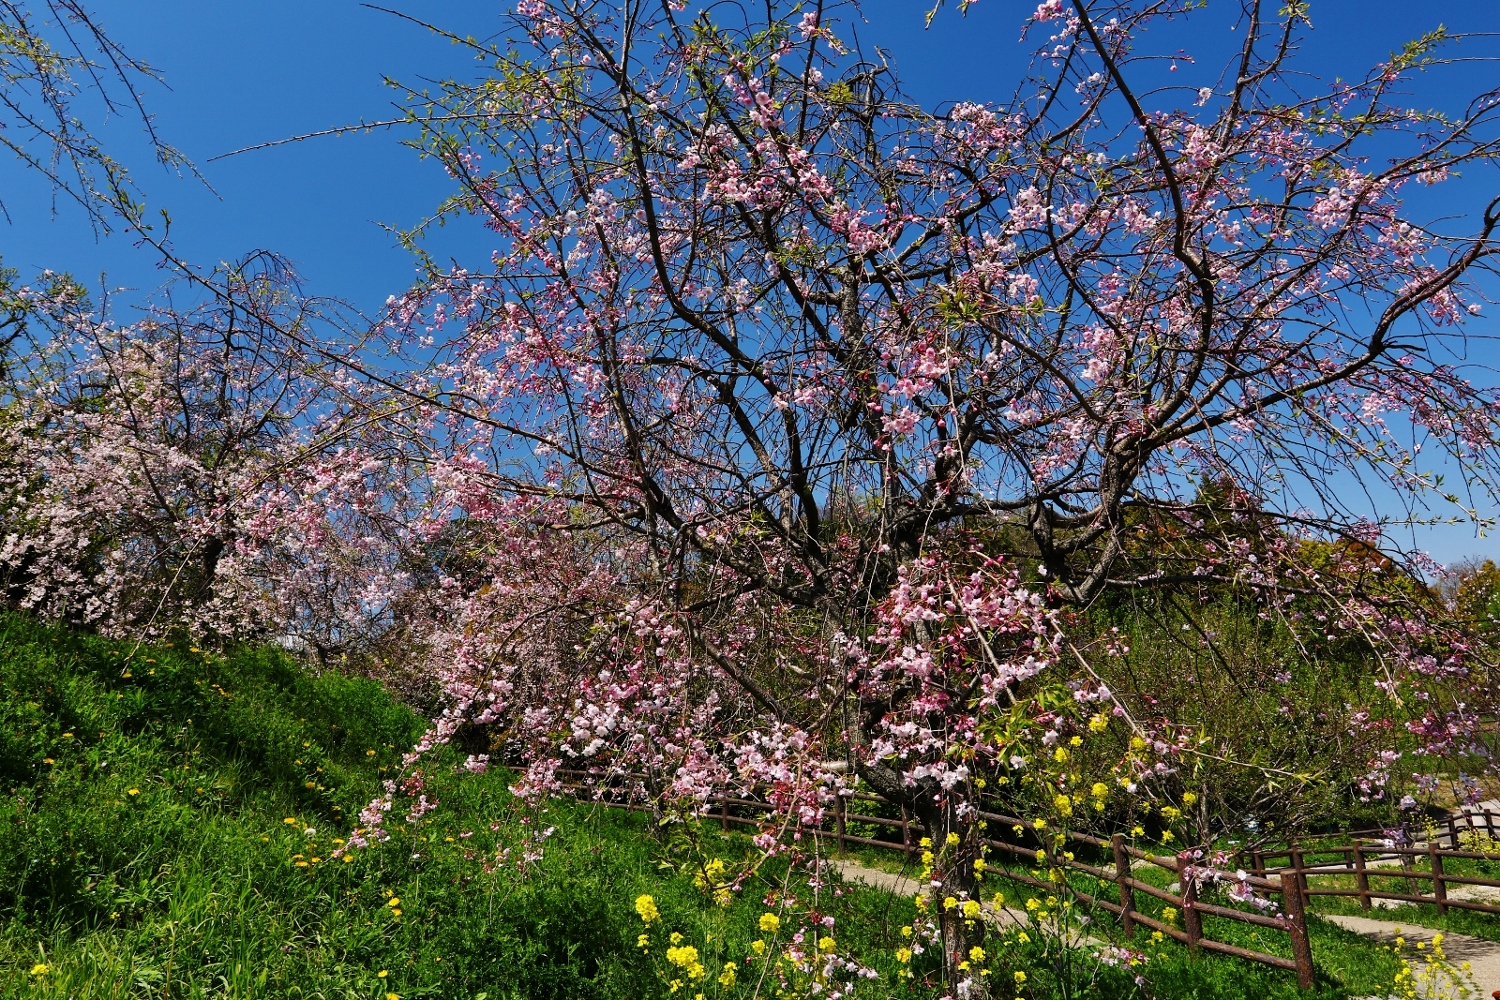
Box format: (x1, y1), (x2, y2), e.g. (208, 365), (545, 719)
(0, 610), (1450, 998)
(0, 613), (932, 999)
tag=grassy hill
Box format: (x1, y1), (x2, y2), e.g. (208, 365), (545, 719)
(0, 613), (867, 999)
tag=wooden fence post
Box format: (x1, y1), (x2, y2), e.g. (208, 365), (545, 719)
(1352, 841), (1371, 912)
(835, 793), (847, 854)
(1279, 866), (1316, 990)
(1289, 845), (1308, 910)
(1446, 814), (1459, 850)
(1180, 862), (1203, 954)
(1428, 842), (1448, 916)
(1112, 834), (1135, 939)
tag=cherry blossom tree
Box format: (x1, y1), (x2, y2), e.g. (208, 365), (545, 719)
(0, 254), (419, 649)
(360, 0), (1500, 986)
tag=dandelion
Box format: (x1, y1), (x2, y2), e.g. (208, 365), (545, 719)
(30, 963), (49, 976)
(388, 897), (401, 908)
(284, 817), (298, 825)
(378, 970), (388, 978)
(127, 788), (140, 796)
(387, 994), (400, 1000)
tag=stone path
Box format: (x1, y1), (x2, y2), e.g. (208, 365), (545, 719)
(1327, 914), (1500, 999)
(830, 859), (1096, 942)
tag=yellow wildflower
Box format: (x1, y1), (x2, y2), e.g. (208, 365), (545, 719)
(758, 912), (781, 934)
(635, 894), (660, 925)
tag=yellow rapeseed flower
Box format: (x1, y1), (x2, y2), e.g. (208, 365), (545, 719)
(635, 894), (660, 925)
(751, 939), (766, 955)
(962, 900), (982, 919)
(30, 963), (49, 976)
(758, 912), (780, 934)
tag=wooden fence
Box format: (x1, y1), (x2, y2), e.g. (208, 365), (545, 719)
(555, 770), (1318, 987)
(1243, 837), (1500, 919)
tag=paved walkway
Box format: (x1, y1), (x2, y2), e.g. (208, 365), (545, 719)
(1327, 914), (1499, 999)
(830, 859), (1095, 941)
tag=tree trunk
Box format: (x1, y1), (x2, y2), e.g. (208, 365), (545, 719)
(860, 760), (986, 996)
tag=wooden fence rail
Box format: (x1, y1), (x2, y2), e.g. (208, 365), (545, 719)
(1241, 840), (1500, 919)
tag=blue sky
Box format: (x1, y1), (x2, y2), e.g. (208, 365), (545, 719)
(3, 0), (1499, 564)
